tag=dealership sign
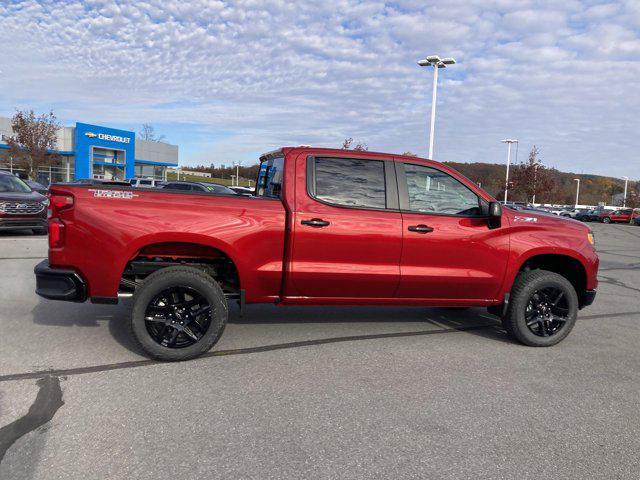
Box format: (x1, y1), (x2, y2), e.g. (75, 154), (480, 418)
(85, 131), (131, 144)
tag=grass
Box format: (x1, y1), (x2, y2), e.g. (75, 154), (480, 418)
(166, 172), (253, 187)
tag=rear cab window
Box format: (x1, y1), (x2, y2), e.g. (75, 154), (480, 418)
(256, 156), (284, 198)
(311, 157), (386, 209)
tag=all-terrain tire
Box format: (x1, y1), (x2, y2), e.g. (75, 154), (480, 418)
(129, 266), (228, 361)
(503, 270), (578, 347)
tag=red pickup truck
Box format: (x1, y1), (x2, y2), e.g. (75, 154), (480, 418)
(35, 147), (598, 361)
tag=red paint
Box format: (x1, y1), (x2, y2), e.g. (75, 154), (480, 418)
(598, 208), (639, 223)
(46, 147), (599, 307)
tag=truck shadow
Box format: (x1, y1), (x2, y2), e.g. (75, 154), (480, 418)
(30, 300), (515, 358)
(232, 304), (514, 345)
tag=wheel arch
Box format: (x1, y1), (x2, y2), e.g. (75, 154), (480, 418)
(117, 234), (244, 297)
(510, 252), (589, 308)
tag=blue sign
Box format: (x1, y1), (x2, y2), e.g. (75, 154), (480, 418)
(74, 122), (135, 179)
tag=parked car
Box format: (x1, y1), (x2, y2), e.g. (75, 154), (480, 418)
(634, 216), (640, 226)
(35, 147), (598, 361)
(129, 177), (163, 188)
(598, 209), (635, 224)
(575, 209), (601, 222)
(72, 178), (132, 186)
(0, 170), (48, 234)
(162, 181), (237, 195)
(558, 208), (587, 218)
(229, 186), (254, 196)
(24, 179), (48, 194)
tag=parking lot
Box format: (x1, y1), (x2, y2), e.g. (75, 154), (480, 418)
(0, 222), (638, 479)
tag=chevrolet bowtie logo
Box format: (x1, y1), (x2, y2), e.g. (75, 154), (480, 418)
(85, 132), (98, 138)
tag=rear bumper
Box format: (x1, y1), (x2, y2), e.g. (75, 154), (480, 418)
(34, 260), (87, 302)
(581, 289), (597, 308)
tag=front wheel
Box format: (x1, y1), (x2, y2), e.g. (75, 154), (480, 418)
(129, 266), (228, 361)
(602, 217), (611, 224)
(503, 270), (578, 347)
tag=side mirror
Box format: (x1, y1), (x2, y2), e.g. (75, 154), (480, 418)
(488, 201), (502, 229)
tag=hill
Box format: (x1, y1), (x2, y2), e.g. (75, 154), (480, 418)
(443, 161), (636, 206)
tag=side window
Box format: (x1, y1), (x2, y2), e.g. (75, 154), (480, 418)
(312, 157), (386, 209)
(403, 163), (481, 215)
(256, 156), (284, 198)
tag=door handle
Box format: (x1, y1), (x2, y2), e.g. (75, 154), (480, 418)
(301, 218), (330, 228)
(408, 224), (434, 233)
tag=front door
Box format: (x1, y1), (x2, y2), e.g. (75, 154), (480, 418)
(288, 155), (402, 299)
(395, 161), (509, 301)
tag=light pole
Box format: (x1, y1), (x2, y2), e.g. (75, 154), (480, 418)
(623, 176), (628, 207)
(233, 161), (242, 186)
(574, 178), (580, 207)
(418, 55), (456, 159)
(501, 139), (518, 203)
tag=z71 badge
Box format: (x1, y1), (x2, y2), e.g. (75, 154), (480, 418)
(513, 215), (538, 223)
(88, 189), (138, 199)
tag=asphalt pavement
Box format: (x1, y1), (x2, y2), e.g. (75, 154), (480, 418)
(0, 223), (639, 479)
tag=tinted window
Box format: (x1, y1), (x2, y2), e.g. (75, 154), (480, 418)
(166, 183), (190, 190)
(313, 157), (386, 209)
(403, 163), (480, 215)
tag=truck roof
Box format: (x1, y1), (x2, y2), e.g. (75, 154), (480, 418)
(261, 146), (431, 162)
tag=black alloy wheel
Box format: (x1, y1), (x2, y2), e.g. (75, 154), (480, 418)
(144, 286), (212, 348)
(130, 266), (228, 361)
(524, 287), (570, 337)
(502, 269), (578, 347)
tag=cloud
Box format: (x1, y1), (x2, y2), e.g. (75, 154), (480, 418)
(0, 0), (638, 177)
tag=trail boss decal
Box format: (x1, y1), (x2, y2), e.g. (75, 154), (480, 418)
(88, 189), (138, 199)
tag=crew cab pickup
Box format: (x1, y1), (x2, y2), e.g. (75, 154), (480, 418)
(35, 147), (599, 361)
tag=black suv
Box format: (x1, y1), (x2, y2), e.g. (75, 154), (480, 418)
(0, 171), (48, 234)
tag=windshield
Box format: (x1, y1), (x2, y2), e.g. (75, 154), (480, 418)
(0, 174), (32, 193)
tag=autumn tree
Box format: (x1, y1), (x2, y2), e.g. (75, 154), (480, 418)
(138, 123), (166, 142)
(341, 138), (368, 151)
(625, 182), (640, 209)
(509, 146), (556, 203)
(5, 109), (60, 180)
(402, 151), (418, 157)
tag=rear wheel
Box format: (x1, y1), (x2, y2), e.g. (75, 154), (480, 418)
(503, 270), (578, 347)
(130, 266), (228, 361)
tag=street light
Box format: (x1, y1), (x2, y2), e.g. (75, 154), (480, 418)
(574, 178), (580, 207)
(501, 139), (518, 203)
(232, 161), (242, 186)
(418, 55), (456, 159)
(623, 176), (628, 207)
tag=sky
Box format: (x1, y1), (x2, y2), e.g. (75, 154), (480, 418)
(0, 0), (639, 178)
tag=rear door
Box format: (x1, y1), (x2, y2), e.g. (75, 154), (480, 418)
(288, 155), (402, 299)
(395, 161), (509, 301)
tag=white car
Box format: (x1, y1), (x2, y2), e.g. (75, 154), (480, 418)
(129, 177), (162, 188)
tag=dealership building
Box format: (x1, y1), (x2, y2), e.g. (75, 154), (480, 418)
(0, 116), (178, 184)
